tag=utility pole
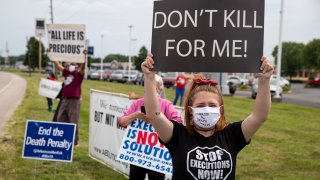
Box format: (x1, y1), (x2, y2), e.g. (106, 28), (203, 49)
(50, 0), (54, 24)
(131, 38), (137, 65)
(275, 0), (284, 99)
(128, 25), (133, 83)
(5, 41), (10, 67)
(49, 0), (58, 78)
(85, 39), (89, 80)
(39, 37), (42, 74)
(100, 34), (104, 80)
(26, 36), (31, 76)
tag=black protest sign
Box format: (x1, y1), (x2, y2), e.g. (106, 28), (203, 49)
(47, 24), (86, 63)
(151, 0), (265, 73)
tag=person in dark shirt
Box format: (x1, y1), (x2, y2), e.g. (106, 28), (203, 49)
(49, 51), (86, 147)
(120, 74), (182, 180)
(52, 82), (64, 122)
(141, 53), (274, 179)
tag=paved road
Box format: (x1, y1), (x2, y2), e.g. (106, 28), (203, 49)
(234, 83), (320, 109)
(0, 71), (27, 136)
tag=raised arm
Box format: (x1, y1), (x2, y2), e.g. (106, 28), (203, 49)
(142, 53), (174, 143)
(79, 63), (85, 75)
(242, 57), (274, 142)
(119, 111), (148, 127)
(79, 50), (87, 75)
(52, 61), (64, 71)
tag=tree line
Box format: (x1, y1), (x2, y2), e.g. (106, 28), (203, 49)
(272, 39), (320, 79)
(2, 36), (319, 76)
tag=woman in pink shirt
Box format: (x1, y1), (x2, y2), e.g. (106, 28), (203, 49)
(119, 74), (182, 180)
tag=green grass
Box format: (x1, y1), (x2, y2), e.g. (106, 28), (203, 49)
(0, 70), (319, 179)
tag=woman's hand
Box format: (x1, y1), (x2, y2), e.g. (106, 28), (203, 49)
(258, 56), (274, 80)
(134, 111), (148, 119)
(134, 111), (151, 123)
(141, 53), (155, 78)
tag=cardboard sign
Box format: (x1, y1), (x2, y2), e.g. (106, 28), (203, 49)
(117, 119), (173, 175)
(151, 0), (265, 73)
(47, 24), (86, 63)
(22, 120), (76, 162)
(38, 78), (62, 99)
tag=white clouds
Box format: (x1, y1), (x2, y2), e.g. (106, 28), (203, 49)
(263, 0), (320, 58)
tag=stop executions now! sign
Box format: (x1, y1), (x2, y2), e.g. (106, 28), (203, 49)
(187, 146), (232, 179)
(151, 0), (265, 73)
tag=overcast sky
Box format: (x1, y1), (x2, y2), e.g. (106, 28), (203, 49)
(0, 0), (319, 60)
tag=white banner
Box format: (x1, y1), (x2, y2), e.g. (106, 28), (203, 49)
(47, 24), (86, 63)
(89, 89), (184, 177)
(38, 78), (62, 99)
(89, 89), (131, 174)
(117, 119), (173, 175)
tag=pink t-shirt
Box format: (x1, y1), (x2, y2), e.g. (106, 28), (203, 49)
(62, 69), (84, 98)
(121, 97), (183, 125)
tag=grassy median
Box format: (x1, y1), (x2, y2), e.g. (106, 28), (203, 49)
(0, 71), (319, 179)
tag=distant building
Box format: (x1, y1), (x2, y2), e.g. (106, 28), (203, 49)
(90, 60), (135, 70)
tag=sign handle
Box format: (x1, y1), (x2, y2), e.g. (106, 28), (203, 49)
(53, 162), (58, 180)
(33, 160), (38, 180)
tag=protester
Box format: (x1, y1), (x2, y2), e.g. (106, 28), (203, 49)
(141, 53), (274, 179)
(48, 51), (86, 146)
(119, 74), (182, 180)
(52, 82), (64, 122)
(46, 71), (56, 112)
(129, 72), (166, 100)
(173, 72), (187, 106)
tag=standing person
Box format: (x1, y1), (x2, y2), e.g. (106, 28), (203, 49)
(52, 82), (64, 122)
(173, 72), (187, 106)
(49, 51), (86, 146)
(46, 71), (56, 112)
(119, 74), (182, 180)
(141, 53), (274, 179)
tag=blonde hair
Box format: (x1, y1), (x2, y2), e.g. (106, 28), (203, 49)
(183, 74), (229, 134)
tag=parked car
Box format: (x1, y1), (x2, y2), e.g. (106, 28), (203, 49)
(271, 75), (290, 87)
(90, 70), (104, 80)
(227, 81), (237, 95)
(109, 69), (125, 83)
(226, 76), (242, 86)
(251, 78), (283, 99)
(123, 70), (139, 83)
(307, 77), (320, 87)
(103, 69), (113, 81)
(135, 73), (144, 86)
(162, 72), (177, 88)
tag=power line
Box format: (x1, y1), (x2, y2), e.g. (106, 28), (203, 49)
(62, 0), (94, 23)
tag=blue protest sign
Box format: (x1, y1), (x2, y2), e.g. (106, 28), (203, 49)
(22, 120), (76, 162)
(87, 46), (94, 55)
(117, 119), (173, 175)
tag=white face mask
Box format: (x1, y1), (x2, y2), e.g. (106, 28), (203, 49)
(191, 106), (221, 129)
(69, 65), (76, 72)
